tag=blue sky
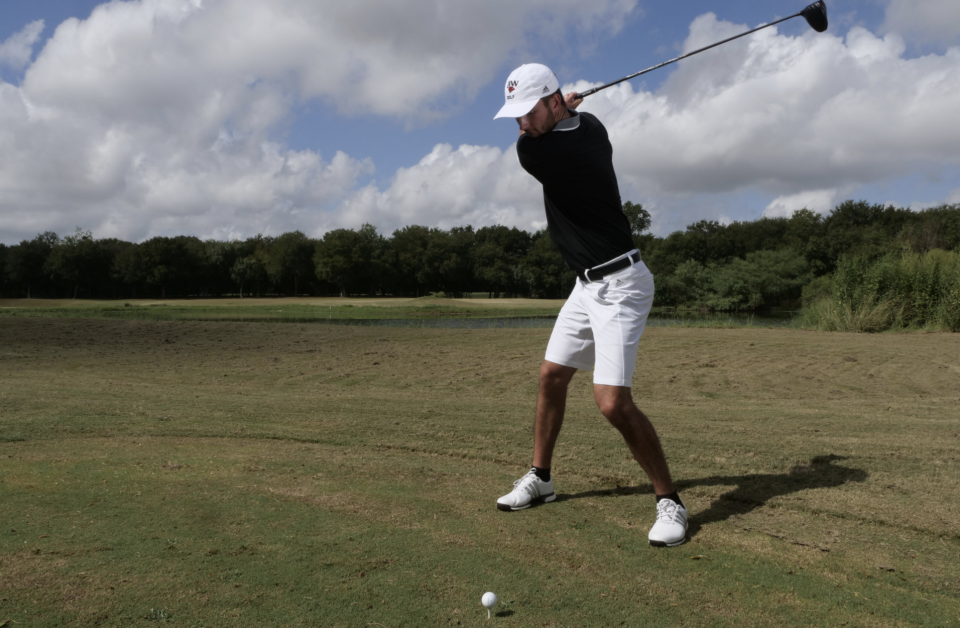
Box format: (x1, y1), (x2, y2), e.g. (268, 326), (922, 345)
(1, 0), (959, 243)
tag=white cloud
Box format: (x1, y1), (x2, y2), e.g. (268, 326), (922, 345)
(0, 0), (637, 243)
(24, 0), (636, 121)
(332, 143), (543, 236)
(764, 189), (840, 218)
(884, 0), (960, 46)
(0, 20), (44, 71)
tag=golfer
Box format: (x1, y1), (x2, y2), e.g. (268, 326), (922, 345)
(493, 63), (687, 547)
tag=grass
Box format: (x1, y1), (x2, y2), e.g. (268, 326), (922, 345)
(0, 312), (958, 626)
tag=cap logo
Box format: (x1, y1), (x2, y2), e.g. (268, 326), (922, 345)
(542, 86), (550, 94)
(507, 80), (519, 93)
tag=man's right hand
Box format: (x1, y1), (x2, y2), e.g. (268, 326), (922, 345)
(565, 92), (583, 110)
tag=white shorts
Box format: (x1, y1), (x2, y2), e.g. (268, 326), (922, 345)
(544, 253), (654, 387)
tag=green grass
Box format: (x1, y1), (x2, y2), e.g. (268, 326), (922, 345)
(1, 316), (959, 627)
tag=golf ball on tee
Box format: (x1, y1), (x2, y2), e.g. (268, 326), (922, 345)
(482, 592), (498, 608)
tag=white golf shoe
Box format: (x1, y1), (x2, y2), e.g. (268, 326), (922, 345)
(648, 498), (688, 547)
(496, 468), (556, 512)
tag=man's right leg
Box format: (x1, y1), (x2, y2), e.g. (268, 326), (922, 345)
(498, 278), (592, 512)
(497, 360), (577, 512)
(533, 360), (578, 469)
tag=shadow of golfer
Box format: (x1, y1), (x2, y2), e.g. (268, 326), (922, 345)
(557, 455), (867, 539)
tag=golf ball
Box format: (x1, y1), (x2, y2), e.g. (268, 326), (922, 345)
(482, 592), (498, 608)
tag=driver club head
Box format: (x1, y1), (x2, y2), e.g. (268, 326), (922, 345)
(800, 1), (829, 33)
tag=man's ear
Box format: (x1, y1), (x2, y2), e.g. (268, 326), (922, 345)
(552, 93), (565, 111)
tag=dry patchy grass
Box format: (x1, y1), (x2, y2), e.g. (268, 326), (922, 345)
(0, 318), (958, 627)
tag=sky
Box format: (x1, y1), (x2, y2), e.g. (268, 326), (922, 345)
(1, 0), (959, 244)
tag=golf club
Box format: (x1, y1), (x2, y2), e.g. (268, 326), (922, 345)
(575, 1), (828, 100)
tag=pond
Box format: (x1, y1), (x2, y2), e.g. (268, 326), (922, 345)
(313, 311), (798, 329)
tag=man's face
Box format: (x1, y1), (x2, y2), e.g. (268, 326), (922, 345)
(517, 95), (562, 138)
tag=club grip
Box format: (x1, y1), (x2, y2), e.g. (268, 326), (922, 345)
(575, 87), (598, 100)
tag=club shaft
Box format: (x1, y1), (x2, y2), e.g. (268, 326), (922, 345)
(576, 12), (800, 99)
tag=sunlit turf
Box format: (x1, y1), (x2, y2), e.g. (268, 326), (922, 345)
(1, 317), (958, 627)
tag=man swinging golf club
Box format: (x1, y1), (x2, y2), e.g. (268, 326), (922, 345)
(493, 63), (687, 547)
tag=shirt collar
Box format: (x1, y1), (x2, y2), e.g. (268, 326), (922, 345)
(552, 109), (580, 132)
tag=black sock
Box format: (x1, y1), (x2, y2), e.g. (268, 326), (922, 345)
(656, 491), (684, 508)
(533, 466), (551, 482)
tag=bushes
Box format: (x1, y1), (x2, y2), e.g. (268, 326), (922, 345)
(801, 275), (832, 306)
(801, 249), (960, 331)
(657, 249), (811, 311)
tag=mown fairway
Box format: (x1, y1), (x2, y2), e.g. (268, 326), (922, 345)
(1, 313), (958, 627)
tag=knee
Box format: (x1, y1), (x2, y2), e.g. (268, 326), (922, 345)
(595, 392), (632, 425)
(597, 398), (624, 422)
(539, 362), (571, 391)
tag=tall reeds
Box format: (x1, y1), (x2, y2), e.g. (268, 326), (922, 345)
(800, 249), (960, 332)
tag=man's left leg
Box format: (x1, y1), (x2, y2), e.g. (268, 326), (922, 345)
(594, 384), (687, 547)
(594, 384), (674, 494)
(580, 260), (686, 545)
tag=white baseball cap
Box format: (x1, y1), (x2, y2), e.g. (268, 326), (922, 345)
(493, 63), (560, 120)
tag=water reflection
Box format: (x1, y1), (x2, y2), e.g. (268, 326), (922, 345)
(317, 317), (554, 329)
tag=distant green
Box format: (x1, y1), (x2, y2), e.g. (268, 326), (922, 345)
(0, 302), (563, 322)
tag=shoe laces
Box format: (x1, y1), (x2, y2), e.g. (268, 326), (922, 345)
(655, 499), (680, 523)
(513, 469), (542, 496)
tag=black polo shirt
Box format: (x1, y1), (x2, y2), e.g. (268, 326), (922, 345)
(517, 110), (634, 273)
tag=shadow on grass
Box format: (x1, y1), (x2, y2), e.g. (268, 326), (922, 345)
(558, 455), (868, 538)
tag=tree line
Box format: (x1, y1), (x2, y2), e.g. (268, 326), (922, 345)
(1, 201), (958, 309)
(641, 201), (960, 311)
